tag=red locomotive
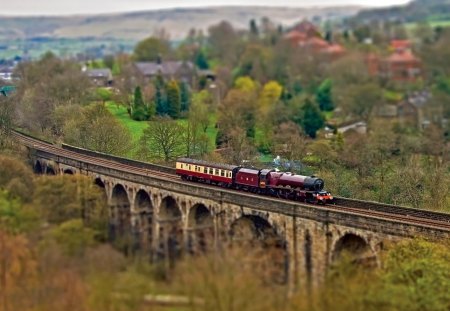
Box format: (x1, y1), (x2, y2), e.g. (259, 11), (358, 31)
(176, 158), (333, 204)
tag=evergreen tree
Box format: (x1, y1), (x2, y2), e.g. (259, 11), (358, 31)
(316, 79), (334, 112)
(180, 82), (191, 112)
(166, 79), (181, 119)
(154, 74), (167, 116)
(301, 99), (324, 138)
(131, 86), (149, 121)
(134, 86), (144, 108)
(250, 19), (259, 38)
(194, 50), (209, 70)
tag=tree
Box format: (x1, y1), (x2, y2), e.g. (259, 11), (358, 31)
(63, 103), (132, 156)
(154, 74), (167, 116)
(258, 80), (283, 151)
(133, 37), (171, 62)
(237, 44), (271, 82)
(0, 96), (14, 149)
(33, 175), (108, 231)
(334, 83), (382, 121)
(194, 50), (209, 70)
(180, 82), (191, 112)
(137, 117), (185, 162)
(0, 156), (34, 203)
(0, 231), (36, 311)
(103, 55), (115, 70)
(185, 91), (212, 157)
(222, 127), (257, 165)
(379, 239), (450, 311)
(208, 21), (242, 66)
(131, 86), (150, 121)
(0, 191), (38, 234)
(218, 88), (257, 141)
(249, 19), (259, 38)
(14, 54), (92, 133)
(166, 80), (181, 119)
(271, 122), (308, 171)
(300, 99), (324, 138)
(49, 219), (98, 256)
(259, 80), (282, 111)
(95, 88), (112, 105)
(316, 79), (334, 112)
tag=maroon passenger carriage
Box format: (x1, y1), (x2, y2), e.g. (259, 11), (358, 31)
(175, 158), (238, 186)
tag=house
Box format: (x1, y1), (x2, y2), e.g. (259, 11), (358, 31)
(380, 50), (422, 82)
(337, 121), (367, 135)
(84, 68), (113, 86)
(284, 20), (345, 61)
(397, 91), (443, 129)
(0, 66), (14, 81)
(366, 40), (423, 83)
(376, 91), (444, 129)
(134, 61), (197, 85)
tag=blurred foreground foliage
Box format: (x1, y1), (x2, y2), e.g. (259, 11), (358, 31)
(0, 155), (449, 311)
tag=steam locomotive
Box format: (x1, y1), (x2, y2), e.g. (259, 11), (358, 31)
(175, 158), (334, 204)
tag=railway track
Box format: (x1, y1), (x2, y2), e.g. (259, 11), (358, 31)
(13, 131), (178, 182)
(13, 130), (450, 232)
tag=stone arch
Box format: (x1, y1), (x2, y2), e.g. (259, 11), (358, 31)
(332, 233), (376, 266)
(230, 215), (287, 283)
(188, 203), (213, 228)
(63, 168), (74, 175)
(110, 184), (131, 244)
(230, 215), (278, 243)
(157, 196), (183, 264)
(46, 165), (56, 175)
(94, 177), (105, 189)
(33, 160), (44, 174)
(187, 203), (213, 253)
(134, 189), (154, 251)
(159, 196), (182, 221)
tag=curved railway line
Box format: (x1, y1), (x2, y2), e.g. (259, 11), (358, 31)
(13, 130), (450, 232)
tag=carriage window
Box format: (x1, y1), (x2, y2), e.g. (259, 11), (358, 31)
(215, 169), (219, 175)
(204, 167), (207, 173)
(220, 170), (225, 177)
(228, 172), (232, 178)
(209, 168), (213, 174)
(188, 165), (191, 170)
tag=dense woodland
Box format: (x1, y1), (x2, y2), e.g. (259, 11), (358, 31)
(0, 0), (450, 308)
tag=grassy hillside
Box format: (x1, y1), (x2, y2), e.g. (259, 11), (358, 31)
(0, 6), (362, 41)
(352, 0), (450, 24)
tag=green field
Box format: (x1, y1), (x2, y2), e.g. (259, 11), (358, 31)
(405, 19), (450, 30)
(106, 102), (218, 156)
(106, 102), (147, 143)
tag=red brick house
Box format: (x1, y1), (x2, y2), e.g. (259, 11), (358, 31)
(366, 40), (423, 83)
(284, 20), (345, 60)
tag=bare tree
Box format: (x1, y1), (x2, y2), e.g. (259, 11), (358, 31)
(185, 91), (212, 157)
(222, 127), (257, 165)
(271, 122), (309, 171)
(14, 54), (92, 134)
(137, 117), (185, 163)
(0, 96), (15, 149)
(63, 104), (132, 156)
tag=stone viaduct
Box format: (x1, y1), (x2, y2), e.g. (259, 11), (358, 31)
(26, 142), (450, 290)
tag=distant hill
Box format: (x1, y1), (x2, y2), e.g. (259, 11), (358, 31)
(352, 0), (450, 24)
(0, 6), (362, 41)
